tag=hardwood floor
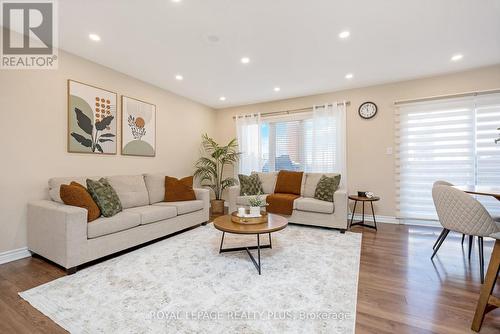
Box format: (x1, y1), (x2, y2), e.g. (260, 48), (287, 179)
(0, 223), (499, 333)
(354, 224), (500, 334)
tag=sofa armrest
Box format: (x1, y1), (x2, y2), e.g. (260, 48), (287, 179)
(27, 200), (88, 269)
(333, 188), (348, 228)
(227, 185), (240, 214)
(193, 188), (210, 222)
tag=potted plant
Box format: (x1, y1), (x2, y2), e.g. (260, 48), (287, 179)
(194, 134), (240, 214)
(246, 192), (266, 216)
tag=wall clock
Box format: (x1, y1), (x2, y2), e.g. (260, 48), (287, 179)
(358, 102), (378, 119)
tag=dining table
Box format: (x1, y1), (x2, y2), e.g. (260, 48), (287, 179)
(453, 185), (500, 200)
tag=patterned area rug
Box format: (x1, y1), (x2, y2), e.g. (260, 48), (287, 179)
(20, 224), (361, 334)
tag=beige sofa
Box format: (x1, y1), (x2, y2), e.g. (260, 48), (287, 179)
(27, 174), (209, 273)
(228, 172), (347, 231)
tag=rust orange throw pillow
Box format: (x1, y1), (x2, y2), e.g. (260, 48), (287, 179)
(60, 182), (101, 222)
(164, 176), (196, 202)
(274, 170), (304, 195)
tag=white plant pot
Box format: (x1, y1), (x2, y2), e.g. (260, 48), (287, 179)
(250, 206), (260, 216)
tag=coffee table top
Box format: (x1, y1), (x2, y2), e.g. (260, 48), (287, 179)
(348, 195), (380, 202)
(213, 213), (288, 234)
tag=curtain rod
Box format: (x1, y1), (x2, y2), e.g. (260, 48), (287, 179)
(394, 88), (500, 106)
(232, 101), (350, 119)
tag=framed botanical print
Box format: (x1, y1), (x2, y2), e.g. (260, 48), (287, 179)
(68, 80), (117, 154)
(121, 96), (156, 157)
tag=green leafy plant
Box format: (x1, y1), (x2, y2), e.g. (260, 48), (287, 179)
(246, 192), (267, 207)
(71, 108), (115, 153)
(194, 134), (240, 200)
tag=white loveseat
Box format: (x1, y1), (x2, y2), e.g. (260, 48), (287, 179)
(27, 174), (209, 273)
(228, 172), (348, 231)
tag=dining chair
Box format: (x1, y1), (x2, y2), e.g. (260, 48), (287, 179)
(431, 181), (474, 257)
(431, 184), (500, 283)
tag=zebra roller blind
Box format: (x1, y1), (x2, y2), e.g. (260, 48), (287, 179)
(395, 93), (500, 221)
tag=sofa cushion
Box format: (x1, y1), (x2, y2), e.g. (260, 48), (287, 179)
(253, 172), (278, 195)
(87, 211), (141, 239)
(236, 194), (269, 207)
(274, 170), (304, 195)
(238, 174), (264, 196)
(107, 175), (149, 209)
(295, 197), (334, 214)
(154, 200), (204, 215)
(86, 178), (123, 217)
(314, 175), (341, 202)
(144, 173), (166, 204)
(124, 205), (177, 225)
(303, 173), (341, 198)
(165, 176), (196, 202)
(49, 176), (100, 203)
(60, 182), (101, 222)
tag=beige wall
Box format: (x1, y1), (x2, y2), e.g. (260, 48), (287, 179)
(0, 50), (216, 253)
(215, 64), (500, 218)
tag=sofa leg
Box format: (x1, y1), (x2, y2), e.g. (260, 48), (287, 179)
(66, 266), (78, 275)
(340, 229), (346, 234)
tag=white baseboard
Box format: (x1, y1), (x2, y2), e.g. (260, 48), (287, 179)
(0, 247), (31, 265)
(348, 213), (399, 224)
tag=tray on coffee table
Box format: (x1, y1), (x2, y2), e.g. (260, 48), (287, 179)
(231, 211), (268, 224)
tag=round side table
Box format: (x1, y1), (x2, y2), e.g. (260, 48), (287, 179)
(348, 195), (380, 230)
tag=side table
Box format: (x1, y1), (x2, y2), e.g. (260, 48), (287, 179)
(348, 195), (380, 230)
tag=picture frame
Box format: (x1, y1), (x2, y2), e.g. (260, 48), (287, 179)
(67, 80), (118, 155)
(121, 95), (156, 157)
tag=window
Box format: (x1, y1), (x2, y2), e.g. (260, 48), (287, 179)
(261, 119), (307, 172)
(260, 112), (342, 173)
(236, 104), (346, 177)
(396, 93), (500, 221)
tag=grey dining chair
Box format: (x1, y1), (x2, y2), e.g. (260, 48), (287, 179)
(431, 183), (500, 283)
(431, 181), (474, 255)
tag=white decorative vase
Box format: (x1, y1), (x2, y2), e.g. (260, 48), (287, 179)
(250, 206), (260, 216)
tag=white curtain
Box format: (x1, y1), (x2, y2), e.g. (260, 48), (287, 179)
(311, 103), (347, 185)
(236, 114), (262, 175)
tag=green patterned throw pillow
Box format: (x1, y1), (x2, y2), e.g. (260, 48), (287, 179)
(86, 178), (122, 217)
(238, 174), (264, 196)
(314, 174), (341, 202)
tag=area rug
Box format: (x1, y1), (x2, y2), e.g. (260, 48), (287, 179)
(20, 224), (362, 334)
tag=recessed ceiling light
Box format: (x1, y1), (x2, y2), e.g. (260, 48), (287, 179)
(171, 0), (182, 2)
(339, 31), (350, 39)
(88, 33), (101, 41)
(240, 57), (250, 64)
(175, 74), (183, 81)
(345, 73), (354, 79)
(219, 96), (226, 101)
(274, 87), (281, 92)
(451, 54), (463, 61)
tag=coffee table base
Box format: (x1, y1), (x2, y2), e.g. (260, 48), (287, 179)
(219, 232), (272, 275)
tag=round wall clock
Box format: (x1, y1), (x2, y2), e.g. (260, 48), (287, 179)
(358, 102), (378, 119)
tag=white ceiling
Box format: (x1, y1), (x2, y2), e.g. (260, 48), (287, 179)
(58, 0), (500, 108)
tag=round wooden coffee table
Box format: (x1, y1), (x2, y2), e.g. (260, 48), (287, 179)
(213, 213), (288, 275)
